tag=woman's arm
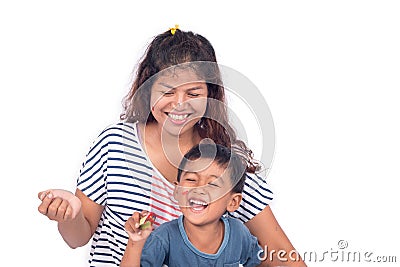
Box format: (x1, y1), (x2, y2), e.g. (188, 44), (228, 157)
(58, 189), (104, 248)
(38, 188), (104, 248)
(245, 206), (306, 267)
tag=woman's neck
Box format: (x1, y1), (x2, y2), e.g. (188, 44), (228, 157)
(147, 122), (200, 150)
(183, 218), (224, 254)
(139, 122), (201, 179)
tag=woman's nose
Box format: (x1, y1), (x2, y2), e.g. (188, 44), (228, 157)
(172, 93), (186, 108)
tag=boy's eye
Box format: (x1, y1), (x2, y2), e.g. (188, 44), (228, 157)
(185, 178), (196, 182)
(208, 182), (220, 188)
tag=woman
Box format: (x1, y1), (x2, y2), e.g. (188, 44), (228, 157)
(38, 27), (306, 266)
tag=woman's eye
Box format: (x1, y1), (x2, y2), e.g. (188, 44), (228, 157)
(188, 93), (200, 97)
(163, 91), (174, 96)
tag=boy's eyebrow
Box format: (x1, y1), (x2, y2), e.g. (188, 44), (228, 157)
(182, 171), (199, 176)
(209, 174), (225, 184)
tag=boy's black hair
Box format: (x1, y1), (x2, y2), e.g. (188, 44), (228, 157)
(177, 143), (247, 193)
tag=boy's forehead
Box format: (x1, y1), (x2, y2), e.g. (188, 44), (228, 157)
(183, 158), (227, 175)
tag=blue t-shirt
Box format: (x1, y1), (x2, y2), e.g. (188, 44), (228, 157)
(77, 122), (273, 265)
(141, 215), (263, 267)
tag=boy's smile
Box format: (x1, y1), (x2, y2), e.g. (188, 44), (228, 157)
(188, 197), (208, 212)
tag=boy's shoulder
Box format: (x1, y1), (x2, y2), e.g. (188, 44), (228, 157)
(225, 216), (246, 229)
(224, 216), (255, 240)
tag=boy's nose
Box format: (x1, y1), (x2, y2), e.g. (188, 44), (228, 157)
(192, 184), (207, 195)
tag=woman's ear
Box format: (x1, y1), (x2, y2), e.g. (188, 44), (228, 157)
(226, 193), (242, 212)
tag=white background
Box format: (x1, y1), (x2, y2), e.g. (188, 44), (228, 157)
(1, 1), (399, 266)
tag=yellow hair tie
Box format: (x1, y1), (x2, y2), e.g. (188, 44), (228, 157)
(170, 24), (179, 35)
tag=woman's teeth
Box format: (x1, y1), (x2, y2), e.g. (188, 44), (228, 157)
(168, 113), (189, 121)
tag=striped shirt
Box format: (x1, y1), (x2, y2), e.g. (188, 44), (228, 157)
(77, 122), (273, 266)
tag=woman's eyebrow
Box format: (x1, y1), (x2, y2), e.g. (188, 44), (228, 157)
(158, 82), (205, 91)
(158, 82), (174, 89)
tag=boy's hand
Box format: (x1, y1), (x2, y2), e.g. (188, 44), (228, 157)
(125, 211), (154, 242)
(37, 189), (82, 222)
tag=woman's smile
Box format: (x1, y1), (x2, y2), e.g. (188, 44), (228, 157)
(166, 112), (192, 125)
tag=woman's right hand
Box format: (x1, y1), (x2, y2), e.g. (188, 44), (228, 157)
(37, 189), (82, 222)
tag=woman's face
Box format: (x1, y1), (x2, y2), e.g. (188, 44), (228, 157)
(150, 68), (208, 137)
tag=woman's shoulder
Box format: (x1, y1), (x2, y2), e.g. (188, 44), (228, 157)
(98, 121), (138, 137)
(243, 171), (273, 194)
(85, 121), (141, 153)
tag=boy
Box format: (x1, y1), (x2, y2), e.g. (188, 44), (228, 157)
(120, 143), (263, 266)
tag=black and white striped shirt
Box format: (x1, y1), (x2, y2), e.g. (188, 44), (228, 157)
(77, 122), (273, 266)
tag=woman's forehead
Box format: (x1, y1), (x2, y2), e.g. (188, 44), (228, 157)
(154, 68), (205, 87)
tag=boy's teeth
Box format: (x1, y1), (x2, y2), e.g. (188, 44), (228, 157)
(168, 113), (189, 120)
(189, 199), (208, 206)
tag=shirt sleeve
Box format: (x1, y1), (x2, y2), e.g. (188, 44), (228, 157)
(243, 234), (263, 267)
(76, 127), (110, 205)
(140, 234), (168, 267)
(229, 172), (274, 222)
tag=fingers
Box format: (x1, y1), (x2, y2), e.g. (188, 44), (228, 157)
(140, 210), (149, 217)
(133, 212), (141, 229)
(125, 212), (141, 234)
(38, 190), (49, 201)
(64, 205), (73, 220)
(37, 191), (54, 215)
(57, 199), (70, 220)
(38, 191), (75, 222)
(125, 211), (154, 242)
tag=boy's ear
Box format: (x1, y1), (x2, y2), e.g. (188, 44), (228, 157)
(226, 193), (242, 212)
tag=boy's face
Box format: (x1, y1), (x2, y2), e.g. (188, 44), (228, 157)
(174, 158), (242, 226)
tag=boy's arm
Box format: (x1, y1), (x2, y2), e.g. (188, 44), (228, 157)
(120, 211), (155, 267)
(120, 239), (146, 267)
